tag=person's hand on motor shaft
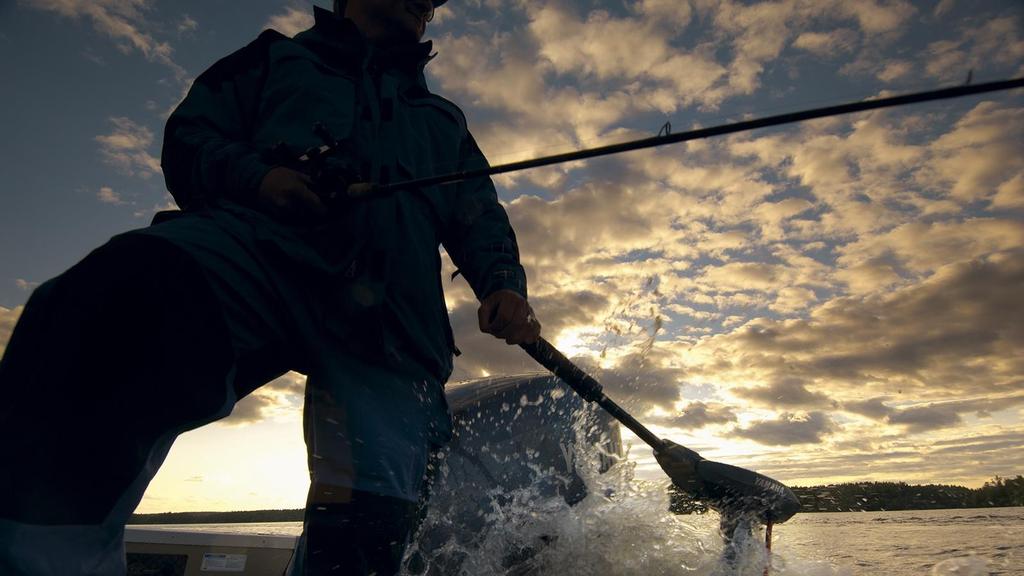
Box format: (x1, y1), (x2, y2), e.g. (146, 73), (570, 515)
(478, 289), (541, 345)
(255, 166), (329, 224)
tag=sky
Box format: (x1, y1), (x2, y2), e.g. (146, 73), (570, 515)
(0, 0), (1022, 514)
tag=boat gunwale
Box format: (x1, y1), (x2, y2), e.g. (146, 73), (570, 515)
(124, 526), (298, 550)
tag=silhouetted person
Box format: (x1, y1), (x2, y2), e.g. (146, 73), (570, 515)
(0, 1), (540, 574)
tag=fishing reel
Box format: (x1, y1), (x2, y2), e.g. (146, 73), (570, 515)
(263, 122), (377, 212)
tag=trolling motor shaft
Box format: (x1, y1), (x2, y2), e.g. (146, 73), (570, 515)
(520, 338), (801, 527)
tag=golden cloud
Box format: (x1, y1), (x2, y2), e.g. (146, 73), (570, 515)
(0, 306), (24, 358)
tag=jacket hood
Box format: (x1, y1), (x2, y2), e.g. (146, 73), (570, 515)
(305, 5), (436, 73)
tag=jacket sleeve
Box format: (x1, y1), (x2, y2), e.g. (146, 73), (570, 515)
(161, 31), (282, 209)
(443, 133), (529, 301)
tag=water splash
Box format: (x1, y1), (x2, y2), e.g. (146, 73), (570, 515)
(930, 556), (990, 576)
(402, 395), (820, 576)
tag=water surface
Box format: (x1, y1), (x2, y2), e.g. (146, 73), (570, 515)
(140, 505), (1022, 574)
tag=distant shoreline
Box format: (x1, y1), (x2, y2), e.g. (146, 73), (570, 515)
(131, 476), (1023, 524)
(130, 508), (304, 525)
(128, 504), (1024, 526)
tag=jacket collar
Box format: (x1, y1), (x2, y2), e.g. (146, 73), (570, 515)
(298, 6), (436, 74)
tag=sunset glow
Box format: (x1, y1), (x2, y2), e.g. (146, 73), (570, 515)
(1, 0), (1021, 514)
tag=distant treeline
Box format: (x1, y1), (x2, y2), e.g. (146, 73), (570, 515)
(131, 475), (1024, 524)
(130, 508), (303, 525)
(790, 475), (1024, 513)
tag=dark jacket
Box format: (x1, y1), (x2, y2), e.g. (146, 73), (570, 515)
(161, 7), (527, 380)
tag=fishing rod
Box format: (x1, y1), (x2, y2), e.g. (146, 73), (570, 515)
(341, 76), (1023, 198)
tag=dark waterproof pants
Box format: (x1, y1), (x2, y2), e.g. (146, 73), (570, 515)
(0, 232), (244, 574)
(0, 207), (444, 575)
(289, 485), (430, 576)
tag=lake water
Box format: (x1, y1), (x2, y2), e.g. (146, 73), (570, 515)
(767, 507), (1023, 575)
(134, 404), (1022, 574)
(144, 505), (1023, 575)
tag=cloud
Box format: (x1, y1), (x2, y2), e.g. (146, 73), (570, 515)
(834, 217), (1024, 300)
(923, 15), (1024, 82)
(133, 195), (178, 220)
(880, 394), (1024, 433)
(218, 372), (305, 426)
(734, 411), (836, 445)
(527, 2), (726, 107)
(707, 1), (799, 96)
(875, 60), (911, 82)
(697, 262), (800, 293)
(691, 250), (1024, 406)
(429, 0), (778, 154)
(177, 14), (197, 35)
(792, 29), (858, 55)
(434, 0), (921, 120)
(97, 186), (125, 205)
(760, 426), (1024, 487)
(429, 27), (653, 150)
(839, 9), (1023, 84)
(729, 100), (1021, 244)
(918, 101), (1024, 208)
(656, 401), (737, 429)
(769, 286), (819, 314)
(707, 0), (914, 97)
(933, 0), (955, 18)
(427, 0), (947, 199)
(14, 279), (39, 292)
(843, 397), (893, 420)
(592, 350), (689, 409)
(994, 174), (1024, 211)
(94, 117), (161, 179)
(264, 5), (314, 37)
(930, 431), (1024, 456)
(734, 377), (833, 409)
(887, 404), (962, 433)
(0, 306), (24, 358)
(835, 0), (916, 35)
(21, 0), (186, 82)
(634, 0), (693, 27)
